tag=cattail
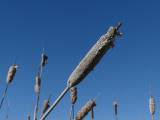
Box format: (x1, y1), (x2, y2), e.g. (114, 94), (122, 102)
(71, 87), (77, 104)
(149, 84), (155, 120)
(35, 41), (48, 120)
(28, 115), (30, 120)
(6, 65), (18, 84)
(6, 57), (18, 84)
(113, 92), (118, 120)
(42, 100), (50, 114)
(70, 86), (77, 120)
(114, 102), (117, 115)
(41, 40), (48, 67)
(149, 97), (155, 119)
(73, 99), (96, 120)
(0, 57), (18, 110)
(114, 102), (117, 116)
(34, 66), (41, 120)
(41, 53), (48, 67)
(40, 23), (122, 120)
(67, 23), (122, 88)
(40, 85), (54, 118)
(35, 77), (41, 93)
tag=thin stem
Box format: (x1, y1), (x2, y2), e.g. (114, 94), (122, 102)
(69, 104), (73, 120)
(115, 115), (118, 120)
(94, 92), (101, 101)
(13, 56), (17, 66)
(34, 67), (43, 120)
(38, 65), (40, 77)
(6, 100), (9, 120)
(150, 83), (152, 98)
(73, 105), (74, 120)
(113, 92), (115, 102)
(48, 85), (54, 101)
(40, 87), (70, 120)
(0, 84), (9, 110)
(42, 39), (45, 54)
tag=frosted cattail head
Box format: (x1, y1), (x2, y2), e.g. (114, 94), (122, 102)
(42, 100), (50, 114)
(70, 86), (77, 104)
(41, 53), (48, 67)
(149, 97), (155, 115)
(35, 77), (41, 93)
(114, 102), (117, 116)
(6, 65), (19, 84)
(74, 99), (96, 120)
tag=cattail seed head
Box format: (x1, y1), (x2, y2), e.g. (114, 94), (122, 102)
(36, 77), (41, 85)
(70, 86), (77, 104)
(35, 77), (41, 93)
(6, 65), (18, 84)
(114, 102), (117, 116)
(42, 100), (50, 114)
(74, 99), (96, 120)
(28, 115), (30, 120)
(149, 97), (155, 115)
(41, 53), (48, 67)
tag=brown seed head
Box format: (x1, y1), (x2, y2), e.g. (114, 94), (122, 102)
(70, 86), (77, 104)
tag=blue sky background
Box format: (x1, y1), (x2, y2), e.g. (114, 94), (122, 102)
(0, 0), (160, 120)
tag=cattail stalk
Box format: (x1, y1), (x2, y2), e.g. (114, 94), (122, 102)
(69, 86), (77, 120)
(0, 57), (18, 110)
(40, 85), (54, 118)
(6, 101), (9, 120)
(40, 23), (122, 120)
(91, 108), (94, 120)
(34, 66), (42, 120)
(0, 84), (9, 110)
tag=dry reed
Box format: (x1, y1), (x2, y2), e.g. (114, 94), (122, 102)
(40, 23), (122, 120)
(35, 77), (41, 93)
(41, 40), (48, 67)
(67, 22), (122, 88)
(73, 99), (96, 120)
(91, 108), (94, 120)
(70, 86), (77, 120)
(6, 101), (9, 120)
(0, 57), (18, 110)
(40, 85), (54, 117)
(149, 84), (155, 120)
(114, 102), (117, 116)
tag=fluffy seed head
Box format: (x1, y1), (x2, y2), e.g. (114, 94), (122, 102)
(6, 65), (18, 84)
(35, 77), (41, 93)
(42, 100), (50, 114)
(149, 97), (155, 115)
(74, 99), (96, 120)
(41, 53), (48, 67)
(70, 86), (77, 104)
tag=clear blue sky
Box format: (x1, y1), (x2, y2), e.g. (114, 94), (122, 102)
(0, 0), (160, 120)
